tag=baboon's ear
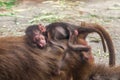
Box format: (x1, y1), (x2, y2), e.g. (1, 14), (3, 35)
(38, 24), (46, 32)
(74, 30), (78, 36)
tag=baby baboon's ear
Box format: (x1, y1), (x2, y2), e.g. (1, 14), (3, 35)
(38, 24), (46, 33)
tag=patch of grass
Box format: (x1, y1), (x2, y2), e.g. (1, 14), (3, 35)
(0, 0), (16, 10)
(29, 13), (66, 24)
(89, 14), (99, 18)
(0, 12), (14, 16)
(58, 0), (66, 5)
(78, 13), (100, 19)
(0, 11), (27, 18)
(89, 36), (101, 43)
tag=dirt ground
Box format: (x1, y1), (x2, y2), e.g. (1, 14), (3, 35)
(0, 0), (120, 65)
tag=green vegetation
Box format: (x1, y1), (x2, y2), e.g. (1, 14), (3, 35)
(0, 12), (14, 16)
(29, 13), (66, 24)
(0, 0), (16, 9)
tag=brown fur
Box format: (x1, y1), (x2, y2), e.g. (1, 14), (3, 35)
(25, 22), (115, 66)
(80, 22), (115, 66)
(42, 22), (115, 80)
(59, 41), (116, 80)
(46, 22), (115, 66)
(59, 32), (114, 80)
(23, 22), (115, 80)
(59, 35), (93, 80)
(0, 36), (65, 80)
(81, 64), (120, 80)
